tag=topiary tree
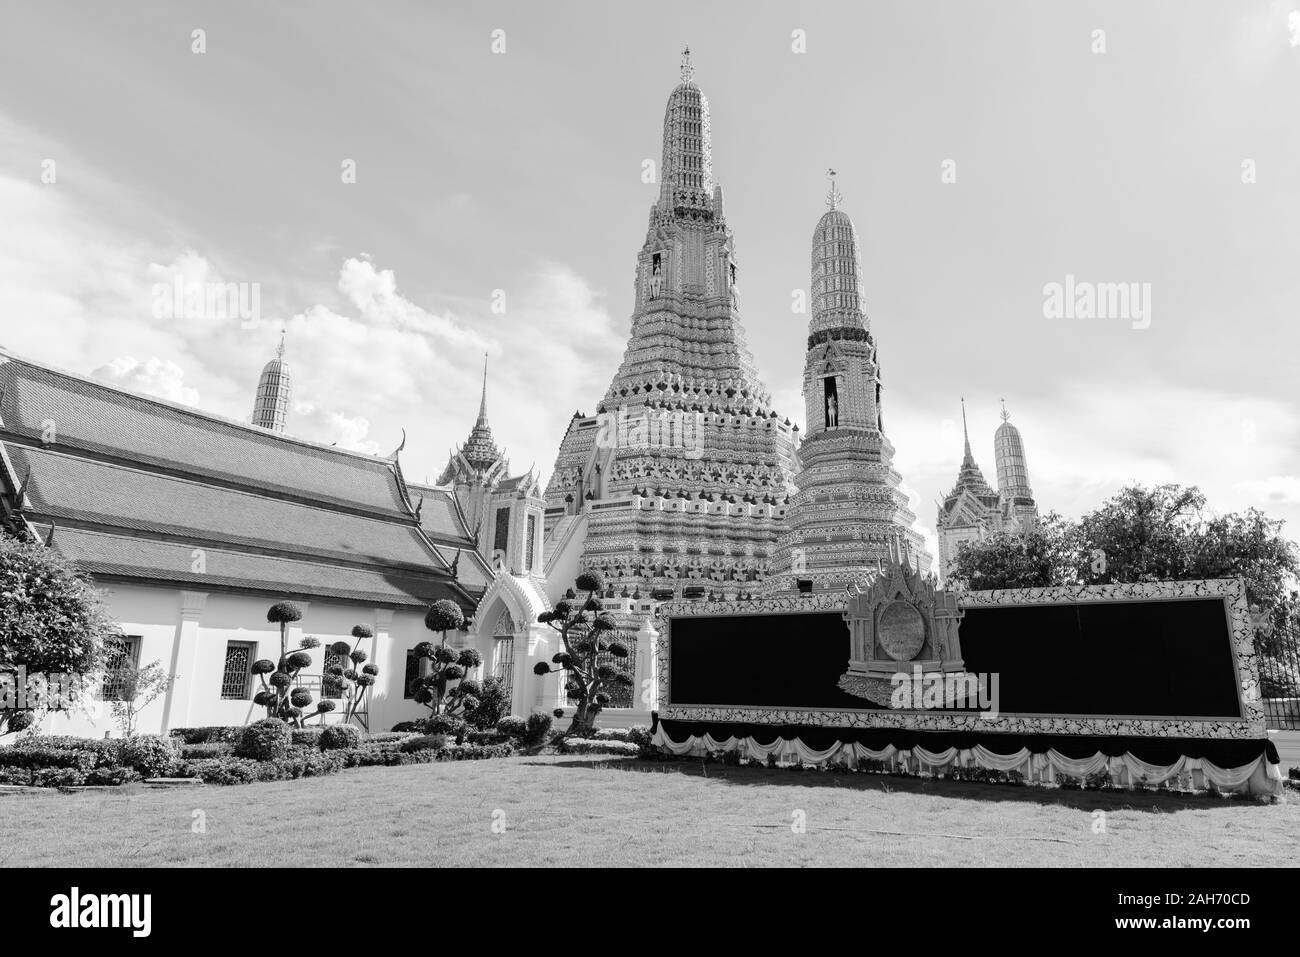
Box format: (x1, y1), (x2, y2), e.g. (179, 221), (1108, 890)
(322, 624), (379, 728)
(531, 571), (635, 735)
(251, 603), (332, 728)
(0, 531), (118, 733)
(409, 600), (482, 722)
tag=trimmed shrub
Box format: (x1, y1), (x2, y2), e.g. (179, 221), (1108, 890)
(180, 757), (265, 785)
(0, 746), (98, 772)
(33, 767), (87, 788)
(119, 735), (180, 777)
(169, 726), (240, 745)
(86, 766), (142, 786)
(318, 725), (361, 751)
(290, 727), (324, 747)
(0, 767), (33, 785)
(558, 738), (639, 756)
(496, 716), (527, 740)
(13, 735), (123, 766)
(234, 718), (292, 761)
(364, 732), (415, 745)
(466, 730), (508, 746)
(523, 712), (553, 746)
(179, 742), (233, 760)
(421, 714), (468, 741)
(390, 721), (422, 734)
(400, 734), (447, 754)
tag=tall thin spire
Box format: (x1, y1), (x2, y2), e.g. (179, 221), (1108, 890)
(680, 45), (694, 84)
(961, 397), (973, 460)
(477, 352), (489, 425)
(825, 168), (842, 210)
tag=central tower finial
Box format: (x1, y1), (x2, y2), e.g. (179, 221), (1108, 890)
(825, 168), (842, 210)
(680, 45), (694, 83)
(1000, 398), (1010, 423)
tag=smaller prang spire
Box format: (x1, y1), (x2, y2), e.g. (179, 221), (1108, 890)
(961, 396), (973, 462)
(251, 327), (292, 433)
(476, 352), (489, 426)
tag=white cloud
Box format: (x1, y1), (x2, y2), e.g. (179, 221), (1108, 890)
(90, 356), (201, 406)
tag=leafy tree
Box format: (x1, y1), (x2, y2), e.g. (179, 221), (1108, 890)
(950, 513), (1078, 590)
(949, 484), (1300, 666)
(532, 571), (635, 735)
(0, 532), (117, 733)
(106, 659), (176, 737)
(410, 599), (482, 719)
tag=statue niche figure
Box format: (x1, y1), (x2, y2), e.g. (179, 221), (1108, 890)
(823, 376), (839, 428)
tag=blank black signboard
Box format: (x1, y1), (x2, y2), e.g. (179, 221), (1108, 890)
(668, 598), (1242, 718)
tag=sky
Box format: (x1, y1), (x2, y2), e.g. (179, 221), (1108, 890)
(1, 0), (1298, 560)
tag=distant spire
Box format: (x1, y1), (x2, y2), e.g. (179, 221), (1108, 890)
(680, 45), (694, 83)
(961, 396), (972, 459)
(252, 329), (292, 433)
(825, 168), (842, 210)
(1000, 397), (1010, 423)
(477, 352), (489, 426)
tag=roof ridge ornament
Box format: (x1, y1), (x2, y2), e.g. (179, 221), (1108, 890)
(825, 168), (842, 211)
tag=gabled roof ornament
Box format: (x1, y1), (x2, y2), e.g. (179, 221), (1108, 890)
(390, 427), (407, 458)
(414, 495), (424, 520)
(44, 520), (55, 548)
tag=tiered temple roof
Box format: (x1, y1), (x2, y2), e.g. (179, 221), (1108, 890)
(0, 349), (482, 610)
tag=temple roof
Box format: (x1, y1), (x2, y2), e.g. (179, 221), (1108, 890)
(941, 399), (998, 515)
(0, 349), (481, 609)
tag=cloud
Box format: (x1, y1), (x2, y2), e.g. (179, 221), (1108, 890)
(1237, 475), (1300, 507)
(91, 356), (201, 406)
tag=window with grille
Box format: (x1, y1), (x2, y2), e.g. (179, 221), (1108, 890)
(220, 642), (255, 700)
(322, 647), (347, 698)
(567, 633), (636, 709)
(101, 636), (142, 701)
(524, 513), (537, 572)
(494, 637), (515, 702)
(493, 507), (510, 555)
(404, 649), (420, 699)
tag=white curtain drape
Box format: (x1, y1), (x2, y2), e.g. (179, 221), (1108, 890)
(649, 726), (1282, 797)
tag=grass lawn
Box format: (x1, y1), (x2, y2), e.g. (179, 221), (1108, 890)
(0, 755), (1294, 867)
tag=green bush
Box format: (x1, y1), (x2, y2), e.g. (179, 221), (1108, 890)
(421, 714), (468, 741)
(0, 766), (33, 785)
(523, 712), (553, 746)
(168, 726), (240, 745)
(0, 746), (98, 772)
(179, 742), (234, 759)
(118, 735), (180, 777)
(363, 732), (415, 745)
(86, 766), (142, 786)
(32, 767), (87, 788)
(180, 757), (266, 785)
(234, 718), (292, 761)
(13, 735), (122, 767)
(290, 727), (324, 747)
(399, 734), (446, 753)
(318, 725), (361, 751)
(496, 716), (527, 740)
